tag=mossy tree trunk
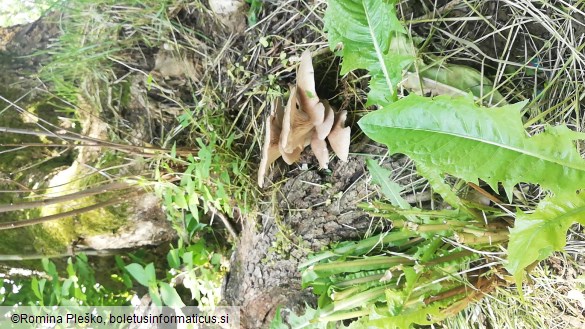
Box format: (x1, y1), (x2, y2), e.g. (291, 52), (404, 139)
(0, 13), (74, 256)
(0, 14), (176, 257)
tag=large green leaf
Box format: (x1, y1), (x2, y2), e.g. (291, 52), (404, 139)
(506, 193), (585, 286)
(325, 0), (413, 105)
(358, 94), (585, 198)
(125, 263), (149, 287)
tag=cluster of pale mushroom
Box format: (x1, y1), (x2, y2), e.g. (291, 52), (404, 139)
(258, 50), (351, 187)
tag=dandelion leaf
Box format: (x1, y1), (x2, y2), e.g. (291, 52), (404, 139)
(366, 158), (410, 209)
(324, 0), (414, 105)
(359, 94), (585, 198)
(506, 193), (585, 287)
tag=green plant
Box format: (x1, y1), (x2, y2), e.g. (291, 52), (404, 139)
(282, 160), (507, 328)
(124, 262), (185, 308)
(245, 0), (262, 25)
(1, 253), (131, 306)
(156, 137), (244, 240)
(324, 0), (410, 106)
(1, 0), (246, 313)
(330, 0), (585, 290)
(280, 0), (585, 327)
(123, 237), (226, 310)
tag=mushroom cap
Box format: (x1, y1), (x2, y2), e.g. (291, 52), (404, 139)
(280, 85), (315, 154)
(297, 50), (324, 126)
(280, 145), (303, 165)
(272, 95), (285, 130)
(311, 132), (329, 169)
(258, 100), (285, 187)
(315, 100), (335, 140)
(328, 110), (351, 162)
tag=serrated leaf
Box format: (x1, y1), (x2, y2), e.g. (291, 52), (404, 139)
(325, 0), (413, 105)
(366, 158), (410, 210)
(506, 193), (585, 287)
(359, 94), (585, 198)
(340, 316), (371, 329)
(415, 162), (462, 208)
(367, 303), (444, 329)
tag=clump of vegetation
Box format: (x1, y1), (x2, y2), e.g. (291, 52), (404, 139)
(1, 0), (252, 309)
(2, 0), (584, 327)
(270, 0), (585, 327)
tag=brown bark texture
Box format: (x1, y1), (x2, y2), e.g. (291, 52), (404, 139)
(222, 156), (378, 328)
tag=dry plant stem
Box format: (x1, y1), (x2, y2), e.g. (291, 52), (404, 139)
(423, 275), (497, 306)
(440, 276), (500, 316)
(0, 126), (193, 157)
(0, 181), (132, 213)
(423, 284), (468, 305)
(206, 204), (238, 239)
(0, 249), (127, 261)
(467, 182), (507, 206)
(0, 143), (90, 148)
(0, 189), (145, 230)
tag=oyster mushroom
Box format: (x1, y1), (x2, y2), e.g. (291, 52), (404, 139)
(281, 50), (332, 154)
(258, 50), (353, 187)
(311, 133), (329, 169)
(328, 110), (351, 162)
(315, 99), (335, 140)
(310, 100), (335, 168)
(296, 50), (324, 126)
(280, 85), (314, 154)
(258, 100), (285, 188)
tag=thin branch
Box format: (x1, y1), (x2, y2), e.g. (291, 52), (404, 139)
(0, 249), (128, 261)
(207, 204), (238, 239)
(0, 126), (194, 157)
(0, 181), (133, 213)
(0, 190), (145, 230)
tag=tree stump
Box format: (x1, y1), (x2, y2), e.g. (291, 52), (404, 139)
(222, 156), (378, 328)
